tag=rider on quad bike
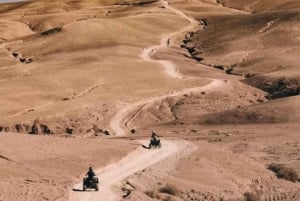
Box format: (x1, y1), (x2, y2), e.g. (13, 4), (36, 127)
(86, 167), (96, 178)
(149, 130), (161, 148)
(83, 167), (99, 191)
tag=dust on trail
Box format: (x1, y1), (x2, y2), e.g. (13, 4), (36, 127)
(71, 1), (224, 201)
(70, 141), (179, 201)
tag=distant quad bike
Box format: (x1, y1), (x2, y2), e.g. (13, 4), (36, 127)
(149, 138), (161, 149)
(83, 176), (99, 191)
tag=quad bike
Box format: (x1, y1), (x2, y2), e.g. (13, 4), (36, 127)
(83, 176), (99, 191)
(149, 138), (161, 149)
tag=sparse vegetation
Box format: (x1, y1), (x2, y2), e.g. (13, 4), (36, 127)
(144, 190), (160, 199)
(159, 184), (179, 196)
(268, 163), (299, 182)
(244, 192), (261, 201)
(244, 77), (300, 99)
(0, 154), (11, 161)
(1, 0), (300, 200)
(145, 190), (155, 198)
(40, 27), (62, 36)
(162, 196), (176, 201)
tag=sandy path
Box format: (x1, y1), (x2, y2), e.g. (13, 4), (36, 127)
(110, 78), (225, 136)
(71, 1), (223, 201)
(70, 140), (178, 201)
(140, 0), (199, 79)
(112, 0), (226, 135)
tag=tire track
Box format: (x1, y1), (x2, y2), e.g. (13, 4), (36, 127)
(71, 1), (225, 201)
(140, 0), (199, 79)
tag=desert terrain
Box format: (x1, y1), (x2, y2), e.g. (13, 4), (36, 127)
(0, 0), (299, 201)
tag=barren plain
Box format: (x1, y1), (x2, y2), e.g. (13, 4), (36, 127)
(0, 0), (299, 201)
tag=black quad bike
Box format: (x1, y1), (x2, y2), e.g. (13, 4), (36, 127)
(83, 176), (99, 191)
(149, 138), (161, 149)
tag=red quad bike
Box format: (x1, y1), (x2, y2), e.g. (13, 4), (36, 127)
(83, 176), (99, 191)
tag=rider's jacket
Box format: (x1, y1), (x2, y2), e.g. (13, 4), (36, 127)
(86, 170), (96, 178)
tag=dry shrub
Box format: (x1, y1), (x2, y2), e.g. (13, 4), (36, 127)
(163, 196), (176, 201)
(244, 192), (261, 201)
(268, 163), (299, 182)
(145, 190), (155, 198)
(40, 27), (62, 36)
(144, 190), (160, 199)
(159, 184), (179, 196)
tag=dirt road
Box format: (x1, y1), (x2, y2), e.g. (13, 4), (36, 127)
(70, 140), (179, 201)
(109, 78), (225, 136)
(140, 0), (199, 79)
(71, 1), (222, 200)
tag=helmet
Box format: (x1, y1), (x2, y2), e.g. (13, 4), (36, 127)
(89, 167), (93, 171)
(151, 130), (156, 137)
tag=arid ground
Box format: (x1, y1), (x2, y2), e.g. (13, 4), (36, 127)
(0, 0), (299, 201)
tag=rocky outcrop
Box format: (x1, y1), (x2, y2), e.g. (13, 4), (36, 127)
(40, 27), (62, 36)
(244, 76), (300, 99)
(0, 122), (52, 135)
(115, 0), (157, 6)
(180, 32), (204, 62)
(9, 51), (34, 64)
(0, 102), (117, 136)
(0, 119), (110, 136)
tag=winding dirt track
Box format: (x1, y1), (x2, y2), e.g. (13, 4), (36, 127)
(71, 1), (225, 200)
(140, 0), (199, 79)
(70, 141), (179, 201)
(109, 78), (224, 136)
(111, 0), (226, 136)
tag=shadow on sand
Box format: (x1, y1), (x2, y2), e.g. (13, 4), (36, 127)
(142, 144), (150, 149)
(72, 188), (84, 192)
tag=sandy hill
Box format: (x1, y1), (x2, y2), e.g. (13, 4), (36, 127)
(171, 95), (300, 125)
(0, 0), (299, 201)
(0, 0), (200, 128)
(174, 0), (300, 99)
(218, 0), (300, 12)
